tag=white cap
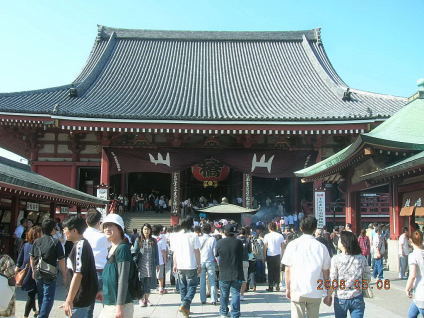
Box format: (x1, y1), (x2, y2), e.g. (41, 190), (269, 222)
(102, 213), (125, 232)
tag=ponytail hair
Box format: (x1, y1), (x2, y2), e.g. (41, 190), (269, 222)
(411, 230), (423, 246)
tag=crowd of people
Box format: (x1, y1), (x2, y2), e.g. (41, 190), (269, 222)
(2, 213), (424, 318)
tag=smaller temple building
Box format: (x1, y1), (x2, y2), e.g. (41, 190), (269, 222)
(0, 156), (107, 254)
(295, 80), (424, 271)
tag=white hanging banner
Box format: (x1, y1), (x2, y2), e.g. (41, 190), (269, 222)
(97, 188), (109, 219)
(314, 191), (326, 228)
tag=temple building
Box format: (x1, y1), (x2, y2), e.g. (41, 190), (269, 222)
(0, 26), (407, 225)
(296, 80), (424, 270)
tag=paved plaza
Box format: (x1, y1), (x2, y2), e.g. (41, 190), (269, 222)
(15, 271), (410, 317)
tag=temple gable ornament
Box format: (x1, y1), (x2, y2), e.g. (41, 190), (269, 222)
(149, 152), (171, 167)
(251, 154), (274, 173)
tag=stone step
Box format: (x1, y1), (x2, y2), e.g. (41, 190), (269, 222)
(123, 212), (171, 230)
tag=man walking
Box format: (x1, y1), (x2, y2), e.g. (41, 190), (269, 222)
(83, 210), (110, 318)
(263, 222), (285, 291)
(282, 216), (331, 318)
(198, 223), (218, 305)
(62, 216), (98, 318)
(373, 226), (386, 280)
(216, 223), (244, 318)
(30, 219), (67, 318)
(152, 224), (168, 294)
(398, 227), (410, 279)
(171, 216), (201, 317)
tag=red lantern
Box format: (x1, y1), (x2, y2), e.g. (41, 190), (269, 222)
(192, 158), (230, 182)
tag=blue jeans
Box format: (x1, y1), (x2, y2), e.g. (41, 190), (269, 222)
(200, 261), (217, 303)
(88, 271), (103, 318)
(177, 269), (199, 309)
(68, 306), (90, 318)
(373, 258), (384, 279)
(334, 295), (365, 318)
(220, 280), (242, 318)
(400, 255), (408, 278)
(408, 302), (424, 318)
(36, 279), (57, 318)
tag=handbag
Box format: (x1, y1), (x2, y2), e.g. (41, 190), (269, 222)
(15, 264), (28, 287)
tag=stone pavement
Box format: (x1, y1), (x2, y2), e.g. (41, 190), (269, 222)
(15, 271), (411, 317)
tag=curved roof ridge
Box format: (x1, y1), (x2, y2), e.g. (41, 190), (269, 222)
(97, 25), (320, 42)
(0, 84), (71, 96)
(350, 88), (406, 101)
(73, 31), (117, 97)
(301, 35), (347, 99)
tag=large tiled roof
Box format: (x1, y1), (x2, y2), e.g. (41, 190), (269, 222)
(0, 26), (406, 122)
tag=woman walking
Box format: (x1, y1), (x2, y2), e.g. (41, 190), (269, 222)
(325, 231), (370, 318)
(405, 230), (424, 317)
(16, 226), (42, 318)
(132, 223), (159, 307)
(100, 214), (134, 318)
(358, 229), (371, 267)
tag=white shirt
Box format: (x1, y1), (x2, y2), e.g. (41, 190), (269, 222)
(282, 234), (331, 299)
(409, 249), (424, 307)
(14, 224), (25, 239)
(399, 233), (410, 256)
(263, 231), (285, 256)
(171, 230), (201, 270)
(83, 226), (110, 270)
(153, 235), (168, 265)
(198, 234), (216, 263)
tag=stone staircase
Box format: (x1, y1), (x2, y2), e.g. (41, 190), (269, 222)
(122, 211), (172, 231)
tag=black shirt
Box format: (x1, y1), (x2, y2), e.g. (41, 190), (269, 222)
(68, 238), (98, 307)
(30, 235), (64, 267)
(216, 237), (244, 281)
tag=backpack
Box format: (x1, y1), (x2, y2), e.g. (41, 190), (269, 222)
(108, 243), (144, 300)
(252, 238), (264, 260)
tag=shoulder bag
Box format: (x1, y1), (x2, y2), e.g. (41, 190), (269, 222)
(362, 257), (373, 298)
(34, 238), (58, 281)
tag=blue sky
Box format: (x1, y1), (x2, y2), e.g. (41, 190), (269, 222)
(0, 0), (423, 161)
(0, 0), (422, 97)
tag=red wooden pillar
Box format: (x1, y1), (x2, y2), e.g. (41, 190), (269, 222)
(100, 148), (110, 186)
(390, 181), (403, 240)
(70, 164), (77, 189)
(345, 190), (359, 234)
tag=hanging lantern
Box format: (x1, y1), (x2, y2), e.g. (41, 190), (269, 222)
(192, 158), (230, 186)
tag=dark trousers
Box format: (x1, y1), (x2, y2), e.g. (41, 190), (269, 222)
(25, 289), (37, 317)
(255, 260), (266, 283)
(266, 255), (281, 287)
